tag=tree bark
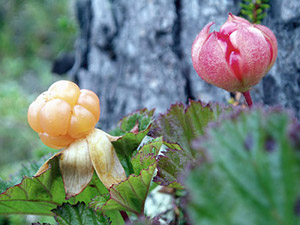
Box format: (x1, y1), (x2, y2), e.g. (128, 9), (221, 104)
(72, 0), (300, 129)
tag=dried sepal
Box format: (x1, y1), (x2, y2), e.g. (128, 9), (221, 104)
(59, 139), (94, 199)
(87, 129), (126, 188)
(94, 128), (121, 142)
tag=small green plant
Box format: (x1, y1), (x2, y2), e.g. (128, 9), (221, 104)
(240, 0), (270, 24)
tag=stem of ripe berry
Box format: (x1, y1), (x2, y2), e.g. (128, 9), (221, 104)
(242, 91), (253, 107)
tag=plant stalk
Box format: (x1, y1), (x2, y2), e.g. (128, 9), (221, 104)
(242, 91), (253, 107)
(120, 211), (130, 223)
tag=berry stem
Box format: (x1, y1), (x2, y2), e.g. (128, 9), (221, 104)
(242, 91), (253, 107)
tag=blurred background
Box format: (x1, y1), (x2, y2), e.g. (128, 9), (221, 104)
(0, 0), (300, 224)
(0, 1), (77, 223)
(0, 0), (77, 176)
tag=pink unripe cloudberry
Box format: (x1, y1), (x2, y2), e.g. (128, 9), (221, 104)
(191, 13), (277, 93)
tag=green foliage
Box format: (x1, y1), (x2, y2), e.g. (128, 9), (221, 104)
(151, 101), (229, 187)
(0, 215), (30, 225)
(91, 164), (157, 215)
(90, 138), (162, 219)
(0, 157), (108, 215)
(112, 128), (152, 159)
(52, 202), (110, 225)
(0, 82), (37, 174)
(240, 0), (270, 23)
(111, 109), (154, 175)
(1, 98), (300, 224)
(0, 155), (48, 193)
(0, 81), (57, 181)
(151, 101), (224, 154)
(154, 149), (188, 189)
(110, 108), (154, 136)
(0, 180), (10, 196)
(0, 108), (158, 223)
(0, 0), (77, 62)
(131, 137), (162, 175)
(185, 108), (300, 225)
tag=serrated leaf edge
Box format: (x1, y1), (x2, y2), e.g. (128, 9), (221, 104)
(92, 162), (157, 215)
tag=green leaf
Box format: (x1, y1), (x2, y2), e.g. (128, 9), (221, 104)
(256, 12), (267, 20)
(112, 128), (154, 177)
(89, 194), (124, 225)
(151, 101), (229, 186)
(0, 154), (51, 193)
(261, 4), (270, 9)
(0, 157), (108, 215)
(110, 108), (154, 136)
(90, 194), (110, 212)
(256, 8), (263, 15)
(240, 9), (249, 16)
(185, 108), (300, 225)
(110, 109), (154, 176)
(92, 163), (157, 215)
(151, 101), (224, 155)
(112, 129), (152, 159)
(135, 137), (163, 156)
(240, 3), (254, 10)
(52, 202), (109, 225)
(112, 131), (151, 176)
(153, 149), (187, 189)
(0, 179), (11, 194)
(131, 137), (163, 175)
(248, 14), (254, 21)
(104, 109), (154, 181)
(0, 157), (63, 216)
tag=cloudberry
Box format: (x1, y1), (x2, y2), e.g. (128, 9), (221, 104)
(28, 80), (100, 149)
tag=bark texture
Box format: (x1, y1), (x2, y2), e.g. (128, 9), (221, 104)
(71, 0), (300, 129)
